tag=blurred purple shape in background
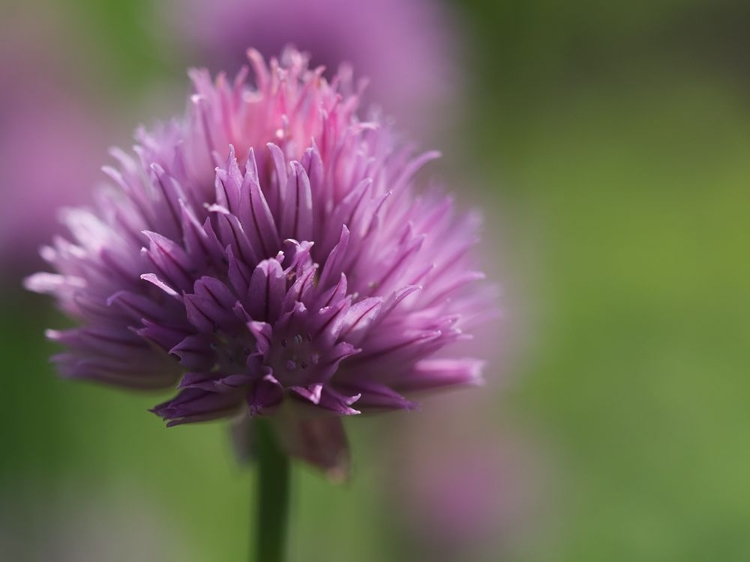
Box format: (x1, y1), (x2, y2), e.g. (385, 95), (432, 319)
(0, 13), (109, 282)
(384, 393), (546, 561)
(165, 0), (463, 138)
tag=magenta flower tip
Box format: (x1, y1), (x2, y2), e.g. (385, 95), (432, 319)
(27, 49), (495, 471)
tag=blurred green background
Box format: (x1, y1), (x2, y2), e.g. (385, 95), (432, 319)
(1, 0), (749, 560)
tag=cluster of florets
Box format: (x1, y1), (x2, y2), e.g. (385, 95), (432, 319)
(26, 49), (492, 472)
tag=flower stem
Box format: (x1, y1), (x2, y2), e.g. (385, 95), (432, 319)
(254, 420), (290, 562)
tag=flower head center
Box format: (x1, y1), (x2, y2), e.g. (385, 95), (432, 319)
(270, 331), (321, 386)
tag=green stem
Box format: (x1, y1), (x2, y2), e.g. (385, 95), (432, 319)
(254, 420), (290, 562)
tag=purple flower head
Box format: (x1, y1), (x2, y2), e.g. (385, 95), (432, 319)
(26, 49), (494, 475)
(165, 0), (461, 137)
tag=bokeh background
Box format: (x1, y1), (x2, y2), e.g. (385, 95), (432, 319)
(2, 0), (749, 561)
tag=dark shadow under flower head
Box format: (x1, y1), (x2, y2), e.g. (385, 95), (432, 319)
(26, 49), (495, 474)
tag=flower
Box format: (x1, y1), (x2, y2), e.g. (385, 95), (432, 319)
(26, 49), (493, 474)
(163, 0), (461, 138)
